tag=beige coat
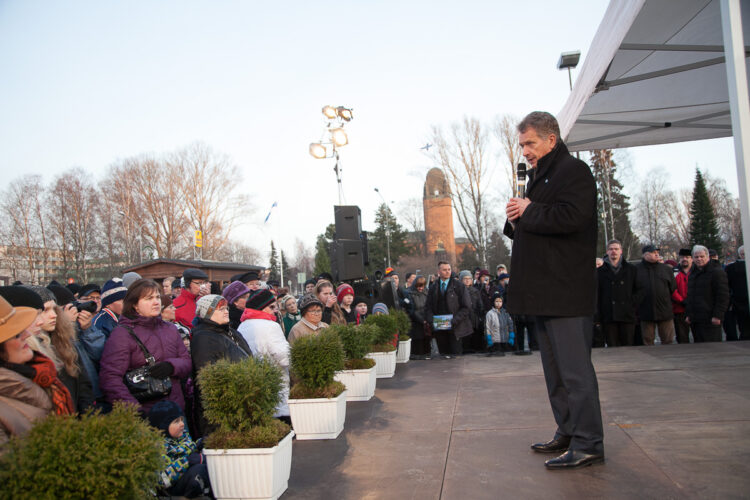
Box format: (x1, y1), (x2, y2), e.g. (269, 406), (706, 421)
(0, 367), (53, 447)
(287, 319), (328, 345)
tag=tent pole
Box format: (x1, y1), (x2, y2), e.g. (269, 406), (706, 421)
(721, 0), (750, 303)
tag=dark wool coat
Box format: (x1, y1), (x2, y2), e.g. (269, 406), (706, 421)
(424, 277), (473, 338)
(503, 141), (597, 317)
(596, 260), (641, 323)
(686, 261), (730, 323)
(406, 286), (428, 340)
(635, 260), (677, 321)
(725, 260), (749, 314)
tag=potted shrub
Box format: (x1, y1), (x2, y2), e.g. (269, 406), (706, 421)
(288, 329), (348, 440)
(392, 309), (413, 363)
(198, 357), (294, 500)
(0, 403), (163, 499)
(364, 314), (399, 378)
(330, 323), (378, 401)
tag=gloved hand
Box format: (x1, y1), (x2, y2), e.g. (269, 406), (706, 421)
(194, 437), (204, 451)
(148, 361), (174, 379)
(486, 333), (494, 347)
(187, 452), (204, 466)
(508, 332), (515, 346)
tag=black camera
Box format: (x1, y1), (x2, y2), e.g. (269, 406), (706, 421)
(74, 300), (98, 314)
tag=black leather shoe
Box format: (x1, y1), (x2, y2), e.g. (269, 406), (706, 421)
(544, 450), (604, 469)
(530, 436), (571, 453)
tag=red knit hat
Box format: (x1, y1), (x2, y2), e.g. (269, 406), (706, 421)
(336, 284), (354, 303)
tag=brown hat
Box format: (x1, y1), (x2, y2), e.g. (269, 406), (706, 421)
(0, 296), (38, 344)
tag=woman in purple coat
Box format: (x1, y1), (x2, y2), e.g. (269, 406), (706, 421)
(99, 279), (192, 413)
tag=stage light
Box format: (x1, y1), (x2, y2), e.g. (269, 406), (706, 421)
(309, 142), (327, 159)
(322, 105), (337, 119)
(336, 106), (353, 121)
(331, 128), (348, 147)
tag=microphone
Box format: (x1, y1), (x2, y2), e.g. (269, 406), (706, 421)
(516, 163), (527, 198)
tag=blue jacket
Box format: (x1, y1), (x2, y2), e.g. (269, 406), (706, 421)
(76, 323), (107, 399)
(92, 308), (119, 339)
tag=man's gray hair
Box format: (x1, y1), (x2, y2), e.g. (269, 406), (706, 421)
(738, 245), (745, 258)
(517, 111), (561, 141)
(692, 244), (709, 257)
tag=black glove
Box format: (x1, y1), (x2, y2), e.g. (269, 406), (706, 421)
(187, 452), (204, 466)
(148, 361), (174, 379)
(194, 437), (204, 451)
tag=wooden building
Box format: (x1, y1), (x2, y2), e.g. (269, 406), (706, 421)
(121, 258), (264, 286)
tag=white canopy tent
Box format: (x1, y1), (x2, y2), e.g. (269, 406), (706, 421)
(558, 0), (750, 292)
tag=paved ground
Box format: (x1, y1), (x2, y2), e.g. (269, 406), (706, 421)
(283, 342), (750, 500)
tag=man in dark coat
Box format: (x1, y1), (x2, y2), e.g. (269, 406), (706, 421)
(424, 261), (472, 358)
(504, 111), (603, 469)
(724, 245), (749, 341)
(686, 245), (730, 342)
(596, 239), (641, 346)
(635, 245), (677, 345)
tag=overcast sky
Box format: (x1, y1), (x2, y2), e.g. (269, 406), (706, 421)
(0, 1), (739, 264)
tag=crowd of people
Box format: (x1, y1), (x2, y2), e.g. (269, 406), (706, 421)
(0, 237), (746, 495)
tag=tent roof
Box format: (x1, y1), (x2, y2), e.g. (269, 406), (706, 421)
(558, 0), (750, 152)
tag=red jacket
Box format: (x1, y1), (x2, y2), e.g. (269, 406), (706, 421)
(672, 269), (690, 313)
(173, 288), (198, 330)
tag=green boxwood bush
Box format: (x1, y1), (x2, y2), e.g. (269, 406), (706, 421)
(392, 309), (411, 337)
(328, 323), (377, 370)
(290, 329), (346, 398)
(0, 404), (163, 499)
(364, 314), (398, 352)
(198, 356), (290, 449)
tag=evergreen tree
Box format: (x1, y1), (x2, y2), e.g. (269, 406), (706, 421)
(268, 240), (279, 282)
(280, 250), (289, 285)
(689, 168), (722, 253)
(366, 203), (409, 273)
(458, 245), (481, 272)
(313, 224), (335, 276)
(590, 150), (639, 259)
(485, 229), (511, 271)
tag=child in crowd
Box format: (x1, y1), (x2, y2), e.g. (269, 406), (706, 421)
(372, 303), (388, 316)
(337, 284), (357, 324)
(148, 400), (212, 499)
(353, 297), (368, 324)
(485, 292), (515, 357)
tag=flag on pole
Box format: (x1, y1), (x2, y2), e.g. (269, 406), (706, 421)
(264, 201), (278, 224)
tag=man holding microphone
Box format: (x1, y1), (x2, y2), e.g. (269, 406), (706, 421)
(504, 111), (604, 469)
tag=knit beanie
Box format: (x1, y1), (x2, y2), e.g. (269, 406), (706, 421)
(195, 294), (227, 321)
(372, 303), (389, 315)
(147, 400), (184, 437)
(336, 284), (355, 304)
(298, 293), (324, 314)
(458, 270), (472, 281)
(66, 283), (81, 296)
(0, 286), (44, 310)
(48, 284), (75, 306)
(222, 281), (251, 305)
(122, 272), (142, 289)
(101, 278), (128, 308)
(246, 289), (275, 311)
(23, 285), (55, 305)
(352, 296), (369, 308)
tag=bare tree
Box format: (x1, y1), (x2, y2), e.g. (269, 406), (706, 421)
(632, 168), (671, 246)
(493, 113), (523, 198)
(663, 188), (692, 246)
(214, 240), (262, 264)
(171, 143), (249, 260)
(291, 238), (314, 276)
(0, 176), (48, 283)
(429, 117), (495, 268)
(704, 173), (743, 255)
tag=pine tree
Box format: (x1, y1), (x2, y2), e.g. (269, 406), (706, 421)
(366, 203), (408, 273)
(313, 224), (335, 276)
(485, 229), (511, 271)
(268, 240), (279, 281)
(688, 168), (722, 253)
(280, 250), (289, 285)
(590, 150), (639, 258)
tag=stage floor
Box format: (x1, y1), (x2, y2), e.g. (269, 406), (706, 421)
(284, 342), (750, 499)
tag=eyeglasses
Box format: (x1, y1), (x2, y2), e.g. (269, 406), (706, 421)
(192, 280), (207, 286)
(307, 309), (323, 315)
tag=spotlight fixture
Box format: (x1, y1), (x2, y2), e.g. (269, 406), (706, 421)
(322, 105), (338, 119)
(330, 128), (348, 147)
(336, 106), (353, 122)
(309, 142), (327, 159)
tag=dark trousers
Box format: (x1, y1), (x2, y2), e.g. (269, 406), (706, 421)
(674, 313), (692, 343)
(166, 463), (211, 498)
(602, 322), (635, 347)
(513, 314), (538, 351)
(435, 330), (462, 355)
(534, 315), (604, 455)
(411, 337), (431, 356)
(692, 323), (723, 343)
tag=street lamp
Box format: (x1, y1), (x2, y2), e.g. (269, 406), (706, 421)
(117, 211), (144, 263)
(557, 50), (581, 91)
(309, 105), (354, 204)
(373, 187), (391, 268)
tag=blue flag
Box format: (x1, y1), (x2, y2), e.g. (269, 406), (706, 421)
(264, 201), (278, 224)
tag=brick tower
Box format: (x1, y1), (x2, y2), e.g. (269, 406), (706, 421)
(423, 167), (456, 264)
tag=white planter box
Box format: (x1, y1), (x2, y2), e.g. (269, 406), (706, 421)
(288, 390), (347, 440)
(396, 338), (412, 363)
(204, 430), (294, 500)
(334, 365), (377, 401)
(366, 350), (397, 378)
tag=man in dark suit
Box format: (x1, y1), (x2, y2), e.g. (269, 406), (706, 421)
(504, 111), (604, 469)
(424, 261), (472, 358)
